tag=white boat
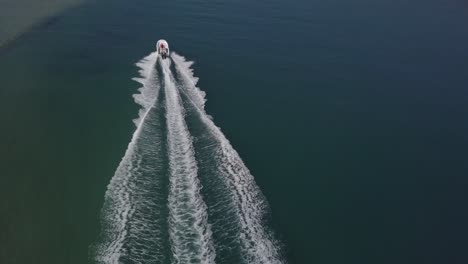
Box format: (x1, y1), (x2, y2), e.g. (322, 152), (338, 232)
(156, 39), (169, 59)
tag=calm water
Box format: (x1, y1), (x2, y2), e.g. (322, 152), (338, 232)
(1, 0), (468, 263)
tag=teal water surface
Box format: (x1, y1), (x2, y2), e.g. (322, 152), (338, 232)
(1, 0), (468, 263)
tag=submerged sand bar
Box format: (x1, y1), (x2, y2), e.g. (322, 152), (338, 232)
(0, 0), (82, 48)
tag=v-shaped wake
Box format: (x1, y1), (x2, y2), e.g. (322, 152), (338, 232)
(92, 52), (285, 264)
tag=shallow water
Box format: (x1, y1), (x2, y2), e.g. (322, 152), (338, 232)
(0, 0), (82, 47)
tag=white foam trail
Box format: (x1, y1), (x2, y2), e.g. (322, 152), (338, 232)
(132, 52), (160, 125)
(161, 59), (216, 264)
(167, 56), (206, 110)
(95, 52), (162, 263)
(172, 53), (285, 264)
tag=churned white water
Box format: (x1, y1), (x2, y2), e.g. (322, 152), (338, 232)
(94, 51), (284, 264)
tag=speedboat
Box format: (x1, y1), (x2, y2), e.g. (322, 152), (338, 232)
(156, 39), (169, 59)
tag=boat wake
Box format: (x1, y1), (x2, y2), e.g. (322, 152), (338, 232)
(92, 51), (285, 264)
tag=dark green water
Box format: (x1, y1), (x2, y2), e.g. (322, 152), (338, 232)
(1, 0), (468, 263)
